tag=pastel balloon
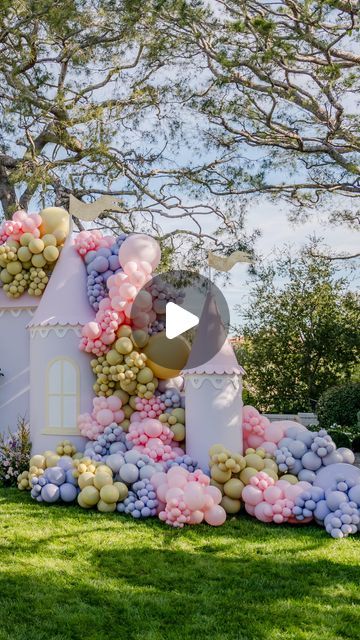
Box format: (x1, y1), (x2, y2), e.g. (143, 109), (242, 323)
(264, 422), (284, 444)
(119, 234), (161, 269)
(205, 485), (223, 505)
(60, 483), (78, 502)
(183, 482), (206, 510)
(189, 510), (205, 524)
(204, 505), (227, 526)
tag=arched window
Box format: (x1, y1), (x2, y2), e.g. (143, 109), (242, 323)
(46, 358), (80, 434)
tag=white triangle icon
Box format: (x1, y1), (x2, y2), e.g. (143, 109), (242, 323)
(166, 302), (199, 339)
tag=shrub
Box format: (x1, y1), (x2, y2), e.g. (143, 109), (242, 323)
(327, 428), (352, 449)
(0, 418), (31, 487)
(317, 383), (360, 429)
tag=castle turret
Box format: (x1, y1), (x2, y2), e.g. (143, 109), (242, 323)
(28, 232), (94, 452)
(183, 293), (244, 469)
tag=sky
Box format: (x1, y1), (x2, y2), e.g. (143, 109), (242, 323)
(223, 202), (359, 329)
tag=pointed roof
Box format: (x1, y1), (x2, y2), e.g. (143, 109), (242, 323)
(28, 233), (93, 327)
(182, 292), (244, 375)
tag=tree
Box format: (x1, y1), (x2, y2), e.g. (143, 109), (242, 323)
(235, 246), (360, 413)
(158, 0), (360, 251)
(0, 0), (251, 267)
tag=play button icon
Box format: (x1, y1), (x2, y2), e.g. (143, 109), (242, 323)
(130, 270), (230, 373)
(165, 302), (199, 339)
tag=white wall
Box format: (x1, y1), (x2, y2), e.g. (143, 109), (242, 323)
(30, 325), (93, 453)
(0, 309), (34, 432)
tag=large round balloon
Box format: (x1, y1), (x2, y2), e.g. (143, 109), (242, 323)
(119, 234), (161, 269)
(314, 463), (360, 492)
(143, 332), (190, 379)
(39, 207), (70, 244)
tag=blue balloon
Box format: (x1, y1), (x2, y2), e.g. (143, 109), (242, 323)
(60, 483), (78, 502)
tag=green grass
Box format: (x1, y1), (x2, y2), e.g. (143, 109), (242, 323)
(0, 488), (359, 640)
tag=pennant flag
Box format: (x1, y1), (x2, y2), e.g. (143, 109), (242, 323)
(208, 250), (253, 272)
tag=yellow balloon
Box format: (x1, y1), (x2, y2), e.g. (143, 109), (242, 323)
(80, 486), (100, 506)
(223, 478), (244, 499)
(221, 495), (241, 514)
(97, 499), (117, 513)
(43, 245), (59, 263)
(78, 472), (95, 489)
(100, 485), (120, 504)
(30, 455), (46, 469)
(281, 474), (298, 485)
(210, 465), (232, 484)
(143, 332), (190, 379)
(45, 454), (60, 468)
(94, 472), (113, 490)
(39, 207), (70, 241)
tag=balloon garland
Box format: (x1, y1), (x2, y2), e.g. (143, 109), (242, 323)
(14, 228), (360, 537)
(0, 208), (69, 297)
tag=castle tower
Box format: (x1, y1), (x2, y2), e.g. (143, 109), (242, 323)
(28, 232), (94, 453)
(183, 293), (244, 469)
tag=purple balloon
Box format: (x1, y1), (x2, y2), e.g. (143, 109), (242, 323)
(60, 483), (78, 502)
(45, 466), (66, 486)
(91, 256), (109, 273)
(41, 483), (60, 503)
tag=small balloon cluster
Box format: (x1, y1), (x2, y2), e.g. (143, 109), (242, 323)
(78, 395), (124, 440)
(117, 479), (158, 518)
(165, 454), (199, 473)
(84, 236), (127, 311)
(84, 424), (130, 461)
(89, 326), (158, 401)
(146, 275), (185, 335)
(158, 408), (186, 444)
(131, 395), (166, 421)
(274, 426), (354, 484)
(153, 466), (226, 528)
(242, 473), (313, 524)
(0, 208), (69, 297)
(126, 418), (183, 463)
(79, 233), (160, 356)
(31, 456), (78, 504)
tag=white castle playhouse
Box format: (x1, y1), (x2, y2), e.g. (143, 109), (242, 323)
(0, 233), (93, 452)
(0, 228), (244, 460)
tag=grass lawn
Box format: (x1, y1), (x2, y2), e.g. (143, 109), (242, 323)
(0, 488), (359, 640)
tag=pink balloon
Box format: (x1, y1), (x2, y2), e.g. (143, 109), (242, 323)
(264, 422), (284, 444)
(143, 419), (162, 438)
(119, 282), (137, 300)
(254, 501), (273, 523)
(205, 485), (222, 505)
(123, 261), (138, 276)
(167, 472), (188, 489)
(201, 494), (214, 511)
(247, 434), (264, 448)
(263, 486), (283, 505)
(107, 396), (122, 412)
(245, 503), (255, 516)
(150, 472), (167, 489)
(157, 483), (169, 503)
(189, 510), (204, 524)
(183, 482), (206, 511)
(82, 322), (101, 339)
(96, 409), (113, 427)
(166, 487), (184, 502)
(204, 504), (227, 526)
(242, 485), (263, 506)
(119, 234), (161, 269)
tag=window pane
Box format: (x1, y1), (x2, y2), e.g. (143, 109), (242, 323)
(49, 360), (62, 394)
(63, 361), (77, 394)
(48, 396), (62, 428)
(62, 396), (77, 429)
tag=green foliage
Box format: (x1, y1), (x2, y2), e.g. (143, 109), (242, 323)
(317, 383), (360, 429)
(0, 418), (31, 487)
(0, 488), (360, 640)
(237, 247), (360, 413)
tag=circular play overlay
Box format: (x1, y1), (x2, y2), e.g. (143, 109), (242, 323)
(130, 270), (230, 372)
